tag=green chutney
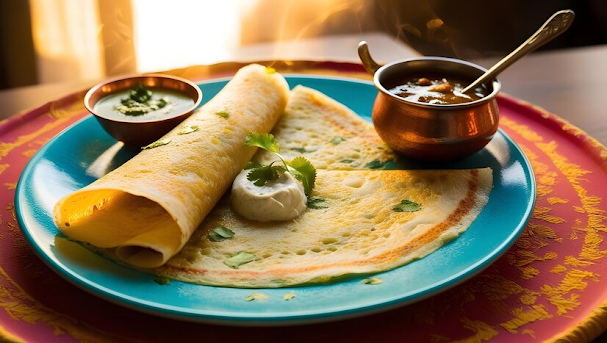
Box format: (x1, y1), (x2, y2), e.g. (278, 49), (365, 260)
(94, 84), (195, 122)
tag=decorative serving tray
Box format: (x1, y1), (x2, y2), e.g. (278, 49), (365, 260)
(1, 61), (606, 342)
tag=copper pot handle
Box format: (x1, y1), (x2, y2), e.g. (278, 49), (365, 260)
(358, 41), (382, 75)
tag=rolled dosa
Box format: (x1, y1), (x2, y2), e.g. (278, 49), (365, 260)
(53, 64), (290, 268)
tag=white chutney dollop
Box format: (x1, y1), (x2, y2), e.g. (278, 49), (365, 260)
(231, 169), (307, 221)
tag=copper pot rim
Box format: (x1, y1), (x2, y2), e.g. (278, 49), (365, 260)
(373, 56), (501, 110)
(84, 74), (203, 124)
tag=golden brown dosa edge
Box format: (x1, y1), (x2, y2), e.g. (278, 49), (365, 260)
(157, 169), (491, 287)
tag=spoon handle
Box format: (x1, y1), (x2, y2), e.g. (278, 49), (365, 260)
(462, 9), (575, 94)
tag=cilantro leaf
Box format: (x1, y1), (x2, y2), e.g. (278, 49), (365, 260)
(154, 277), (171, 285)
(243, 133), (317, 195)
(392, 200), (421, 212)
(246, 163), (285, 186)
(244, 161), (263, 170)
(208, 226), (235, 242)
(225, 251), (256, 269)
(291, 147), (306, 153)
(177, 125), (199, 135)
(291, 146), (317, 153)
(141, 138), (171, 150)
(215, 111), (230, 118)
(362, 277), (383, 285)
(287, 156), (316, 196)
(330, 136), (346, 145)
(307, 196), (328, 209)
(365, 159), (386, 169)
(244, 133), (280, 153)
(245, 293), (268, 301)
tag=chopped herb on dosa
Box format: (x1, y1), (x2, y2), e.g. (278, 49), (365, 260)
(53, 64), (290, 268)
(54, 73), (493, 287)
(157, 168), (492, 288)
(155, 86), (492, 288)
(253, 85), (397, 170)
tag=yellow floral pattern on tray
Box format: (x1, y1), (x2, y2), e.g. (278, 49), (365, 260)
(0, 63), (606, 342)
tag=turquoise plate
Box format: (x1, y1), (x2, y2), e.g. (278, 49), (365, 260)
(15, 76), (536, 325)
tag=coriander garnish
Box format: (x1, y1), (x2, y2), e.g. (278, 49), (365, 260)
(392, 200), (421, 212)
(215, 111), (230, 119)
(365, 159), (386, 169)
(330, 136), (346, 145)
(142, 138), (171, 150)
(244, 133), (316, 195)
(307, 196), (328, 209)
(154, 277), (171, 285)
(208, 226), (235, 242)
(291, 146), (317, 153)
(245, 293), (268, 301)
(362, 277), (383, 285)
(225, 251), (256, 269)
(115, 83), (170, 116)
(246, 162), (286, 186)
(177, 125), (199, 135)
(244, 161), (263, 170)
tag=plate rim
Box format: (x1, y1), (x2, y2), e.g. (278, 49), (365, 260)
(15, 75), (536, 325)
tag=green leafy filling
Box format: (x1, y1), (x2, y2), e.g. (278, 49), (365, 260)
(392, 200), (421, 212)
(225, 251), (256, 269)
(141, 138), (171, 150)
(208, 226), (235, 242)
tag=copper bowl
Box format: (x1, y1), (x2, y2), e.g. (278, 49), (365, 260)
(84, 74), (202, 150)
(358, 42), (501, 161)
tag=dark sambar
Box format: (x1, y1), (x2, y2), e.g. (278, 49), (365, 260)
(384, 73), (491, 105)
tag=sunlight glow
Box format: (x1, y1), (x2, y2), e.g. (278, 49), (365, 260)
(131, 0), (245, 73)
(29, 0), (104, 83)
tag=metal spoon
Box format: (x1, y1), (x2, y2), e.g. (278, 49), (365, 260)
(461, 9), (575, 94)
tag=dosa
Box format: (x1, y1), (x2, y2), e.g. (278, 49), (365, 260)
(155, 86), (493, 288)
(158, 168), (492, 288)
(254, 85), (396, 170)
(53, 64), (290, 268)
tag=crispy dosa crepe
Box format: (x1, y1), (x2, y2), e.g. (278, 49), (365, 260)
(53, 64), (290, 268)
(254, 85), (396, 169)
(155, 86), (493, 288)
(158, 168), (492, 287)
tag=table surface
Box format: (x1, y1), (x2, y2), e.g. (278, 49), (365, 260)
(2, 32), (606, 342)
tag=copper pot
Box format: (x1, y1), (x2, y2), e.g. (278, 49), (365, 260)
(358, 42), (501, 161)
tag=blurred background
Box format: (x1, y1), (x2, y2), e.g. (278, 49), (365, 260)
(1, 0), (606, 90)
